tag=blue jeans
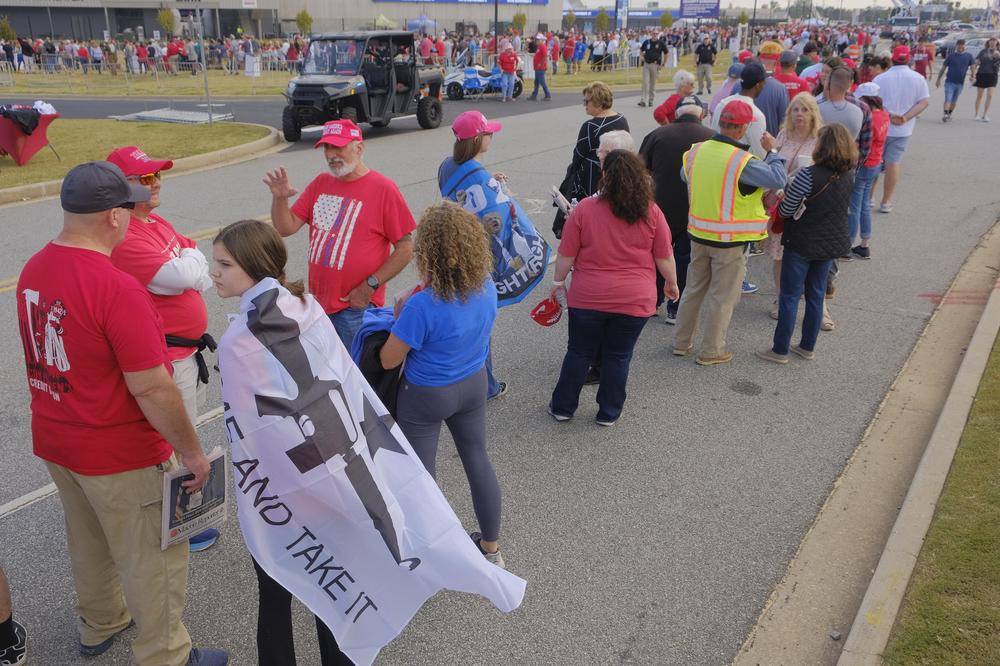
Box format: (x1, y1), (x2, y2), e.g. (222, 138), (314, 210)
(485, 342), (502, 398)
(944, 81), (964, 105)
(501, 71), (515, 99)
(772, 249), (833, 355)
(329, 306), (370, 350)
(848, 165), (880, 242)
(531, 70), (550, 98)
(656, 230), (690, 312)
(550, 308), (648, 421)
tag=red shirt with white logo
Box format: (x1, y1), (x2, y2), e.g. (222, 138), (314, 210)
(291, 170), (416, 314)
(110, 213), (208, 362)
(17, 244), (173, 475)
(773, 71), (813, 100)
(533, 43), (548, 71)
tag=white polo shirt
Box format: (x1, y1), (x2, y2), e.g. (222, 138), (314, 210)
(874, 65), (930, 138)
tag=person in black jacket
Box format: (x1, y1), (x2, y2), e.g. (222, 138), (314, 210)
(756, 124), (856, 364)
(639, 96), (714, 324)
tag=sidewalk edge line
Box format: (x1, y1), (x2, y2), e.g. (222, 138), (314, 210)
(0, 123), (283, 208)
(837, 274), (1000, 663)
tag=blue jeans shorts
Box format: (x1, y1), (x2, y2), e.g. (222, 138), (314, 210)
(944, 81), (964, 105)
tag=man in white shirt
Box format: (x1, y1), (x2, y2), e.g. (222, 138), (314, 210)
(710, 63), (768, 157)
(873, 45), (930, 213)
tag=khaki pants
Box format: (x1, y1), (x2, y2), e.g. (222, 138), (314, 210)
(46, 457), (192, 666)
(697, 63), (713, 92)
(642, 62), (659, 104)
(673, 242), (746, 358)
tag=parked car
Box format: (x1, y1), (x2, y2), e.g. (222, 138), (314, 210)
(281, 31), (444, 141)
(935, 30), (996, 58)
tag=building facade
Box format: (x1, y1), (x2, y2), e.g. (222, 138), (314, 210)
(0, 0), (562, 40)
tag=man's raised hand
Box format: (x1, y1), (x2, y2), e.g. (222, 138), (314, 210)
(263, 167), (298, 199)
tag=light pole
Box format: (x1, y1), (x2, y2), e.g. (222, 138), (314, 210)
(494, 0), (499, 57)
(751, 0), (758, 39)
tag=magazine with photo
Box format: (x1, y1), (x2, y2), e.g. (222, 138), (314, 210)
(161, 447), (228, 550)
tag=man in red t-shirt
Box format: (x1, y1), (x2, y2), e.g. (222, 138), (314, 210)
(16, 162), (225, 666)
(912, 36), (935, 80)
(773, 50), (812, 100)
(106, 145), (220, 552)
(264, 119), (415, 348)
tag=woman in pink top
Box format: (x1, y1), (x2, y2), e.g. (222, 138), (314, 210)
(548, 151), (679, 426)
(848, 81), (890, 259)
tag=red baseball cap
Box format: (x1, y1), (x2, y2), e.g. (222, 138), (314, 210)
(452, 110), (502, 141)
(105, 146), (173, 177)
(314, 119), (364, 148)
(892, 45), (910, 64)
(530, 297), (563, 327)
(719, 99), (755, 125)
(738, 49), (754, 64)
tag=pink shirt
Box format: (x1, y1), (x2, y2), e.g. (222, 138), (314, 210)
(559, 197), (672, 318)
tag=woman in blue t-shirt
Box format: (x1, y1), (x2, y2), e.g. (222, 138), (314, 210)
(379, 201), (507, 568)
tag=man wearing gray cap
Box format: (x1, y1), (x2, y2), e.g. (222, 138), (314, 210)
(774, 50), (812, 100)
(15, 162), (227, 666)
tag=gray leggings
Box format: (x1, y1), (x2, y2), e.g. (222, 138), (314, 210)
(396, 367), (502, 542)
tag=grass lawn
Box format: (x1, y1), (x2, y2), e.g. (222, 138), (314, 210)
(6, 68), (291, 97)
(5, 51), (730, 96)
(882, 335), (1000, 665)
(544, 51), (727, 90)
(0, 119), (271, 189)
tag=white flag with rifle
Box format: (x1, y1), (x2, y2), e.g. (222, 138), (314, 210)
(218, 278), (526, 666)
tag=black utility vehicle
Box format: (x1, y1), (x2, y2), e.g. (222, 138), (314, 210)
(282, 31), (444, 141)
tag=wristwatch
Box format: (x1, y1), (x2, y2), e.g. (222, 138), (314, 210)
(366, 275), (380, 290)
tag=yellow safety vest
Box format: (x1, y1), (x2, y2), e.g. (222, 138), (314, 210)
(683, 139), (769, 243)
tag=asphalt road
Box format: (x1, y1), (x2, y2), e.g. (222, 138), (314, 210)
(6, 87), (587, 133)
(1, 86), (998, 666)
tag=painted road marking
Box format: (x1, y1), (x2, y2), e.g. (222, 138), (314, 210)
(0, 405), (225, 521)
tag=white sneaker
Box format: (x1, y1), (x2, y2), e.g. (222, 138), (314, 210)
(984, 116), (991, 123)
(975, 115), (984, 121)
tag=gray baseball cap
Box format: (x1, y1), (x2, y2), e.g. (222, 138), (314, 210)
(60, 161), (150, 214)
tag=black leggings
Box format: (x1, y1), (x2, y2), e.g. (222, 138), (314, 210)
(252, 557), (353, 666)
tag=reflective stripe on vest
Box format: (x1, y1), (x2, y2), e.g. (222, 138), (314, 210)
(683, 139), (768, 243)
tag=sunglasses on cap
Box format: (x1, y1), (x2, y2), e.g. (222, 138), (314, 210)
(127, 171), (161, 186)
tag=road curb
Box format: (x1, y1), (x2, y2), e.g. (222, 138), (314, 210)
(0, 122), (284, 207)
(837, 275), (1000, 663)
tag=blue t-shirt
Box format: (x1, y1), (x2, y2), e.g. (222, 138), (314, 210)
(392, 282), (497, 387)
(944, 51), (975, 84)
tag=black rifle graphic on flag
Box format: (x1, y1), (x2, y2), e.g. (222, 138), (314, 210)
(247, 288), (420, 571)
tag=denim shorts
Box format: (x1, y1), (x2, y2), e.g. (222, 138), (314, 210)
(882, 134), (911, 164)
(944, 81), (964, 105)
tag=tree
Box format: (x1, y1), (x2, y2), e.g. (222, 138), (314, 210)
(659, 13), (674, 28)
(564, 10), (576, 29)
(157, 9), (176, 37)
(0, 15), (16, 43)
(737, 11), (750, 24)
(295, 9), (313, 36)
(512, 12), (527, 34)
(595, 9), (610, 33)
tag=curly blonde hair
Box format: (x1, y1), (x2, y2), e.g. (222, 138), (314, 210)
(415, 201), (493, 302)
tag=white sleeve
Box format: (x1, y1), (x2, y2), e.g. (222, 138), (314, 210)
(148, 247), (213, 296)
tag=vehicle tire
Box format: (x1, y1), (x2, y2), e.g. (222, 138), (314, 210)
(417, 97), (442, 129)
(446, 82), (464, 100)
(370, 119), (390, 128)
(282, 107), (301, 142)
(513, 79), (523, 98)
(340, 105), (359, 123)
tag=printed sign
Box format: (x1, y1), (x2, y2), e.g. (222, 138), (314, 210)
(680, 0), (720, 19)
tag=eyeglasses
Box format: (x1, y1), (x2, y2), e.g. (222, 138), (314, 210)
(128, 171), (161, 186)
(583, 98), (593, 105)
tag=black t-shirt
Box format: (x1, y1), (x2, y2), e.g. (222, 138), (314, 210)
(641, 38), (665, 64)
(695, 43), (716, 65)
(977, 48), (999, 76)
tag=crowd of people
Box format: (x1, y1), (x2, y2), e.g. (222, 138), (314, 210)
(4, 16), (998, 666)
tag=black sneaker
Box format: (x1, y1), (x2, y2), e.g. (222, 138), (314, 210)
(469, 532), (505, 569)
(79, 620), (134, 657)
(0, 620), (26, 665)
(851, 245), (871, 260)
(487, 381), (508, 401)
(583, 367), (601, 385)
